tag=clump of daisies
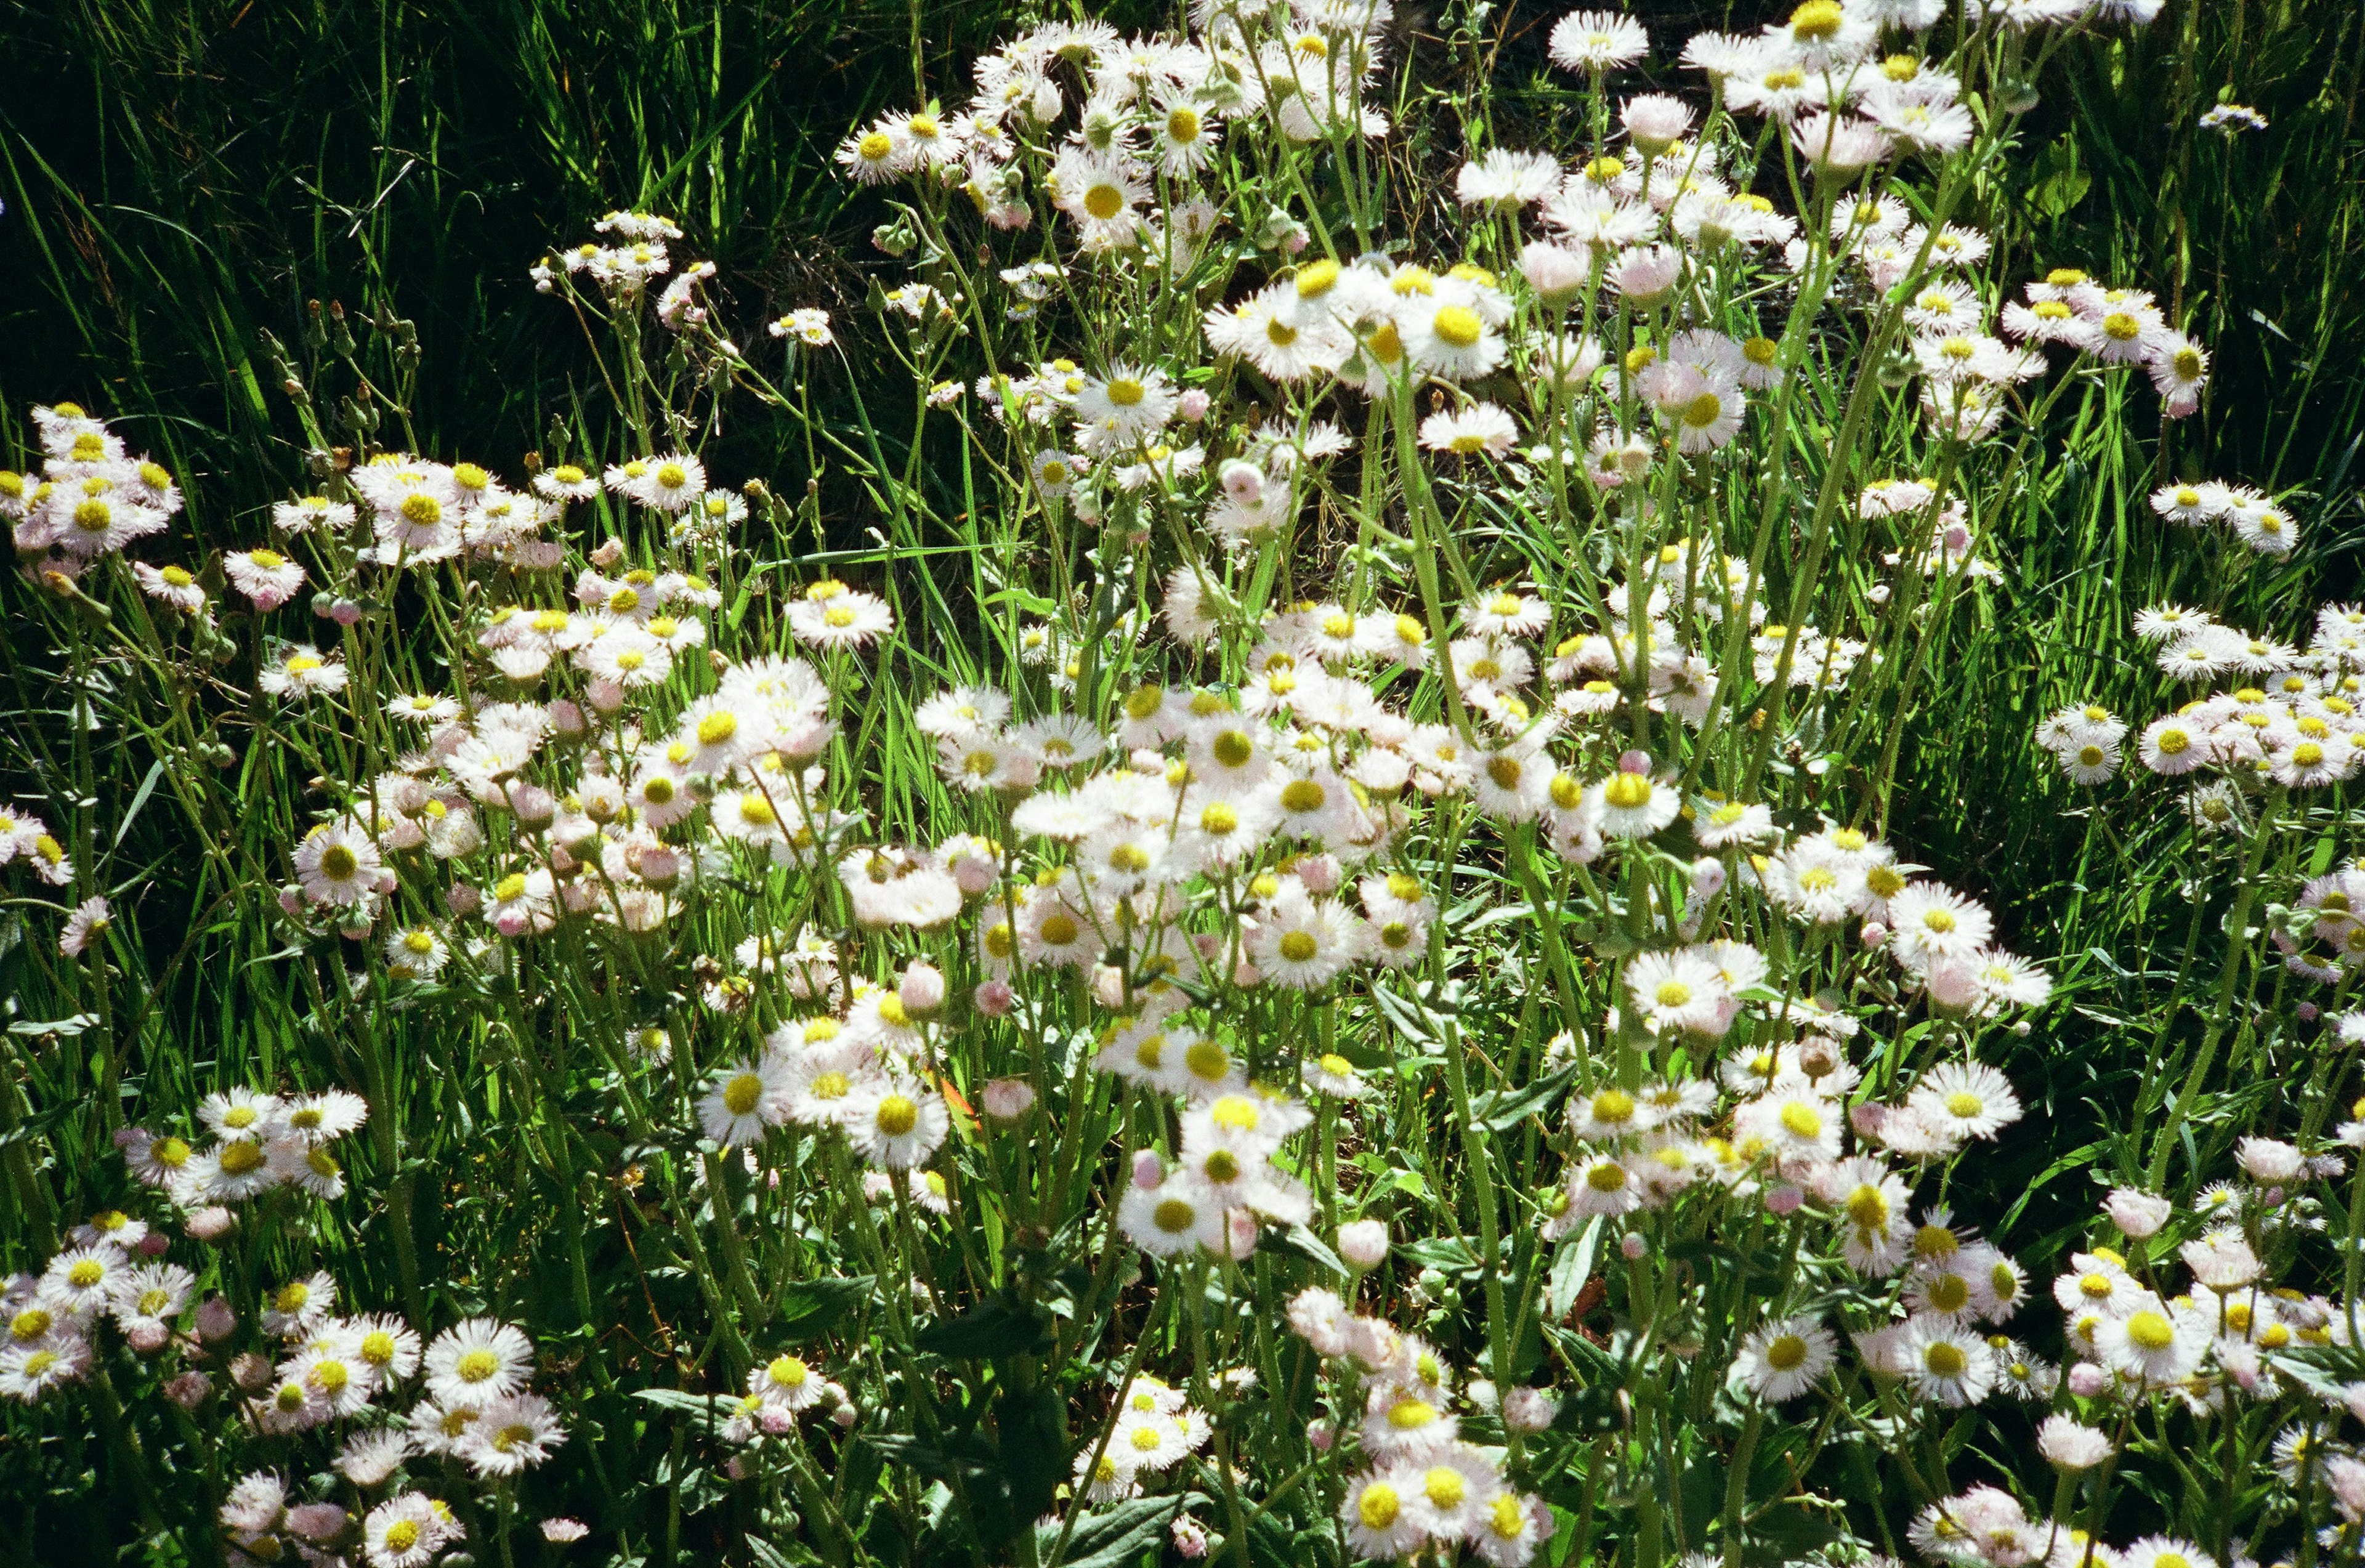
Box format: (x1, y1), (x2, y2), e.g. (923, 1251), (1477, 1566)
(17, 0), (2357, 1559)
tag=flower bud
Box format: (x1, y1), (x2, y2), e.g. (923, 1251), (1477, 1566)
(898, 961), (947, 1018)
(1178, 389), (1211, 422)
(1765, 1183), (1804, 1216)
(137, 1232), (171, 1257)
(187, 1207), (238, 1243)
(230, 1352), (273, 1392)
(1306, 1418), (1335, 1450)
(1218, 460), (1264, 507)
(165, 1371), (212, 1410)
(1519, 240), (1591, 306)
(1502, 1387), (1559, 1433)
(195, 1295), (238, 1341)
(2066, 1362), (2107, 1397)
(1619, 1232), (1647, 1260)
(288, 1504), (347, 1542)
(1859, 920), (1888, 949)
(972, 979), (1014, 1017)
(980, 1078), (1036, 1121)
(1689, 857), (1726, 898)
(127, 1320), (170, 1354)
(589, 538), (626, 567)
(2101, 1187), (2170, 1240)
(1923, 960), (1979, 1011)
(1337, 1219), (1390, 1271)
(1616, 750), (1651, 775)
(1132, 1150), (1165, 1189)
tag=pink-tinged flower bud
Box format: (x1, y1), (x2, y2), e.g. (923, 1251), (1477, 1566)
(1336, 1219), (1390, 1270)
(2300, 1001), (2321, 1022)
(187, 1208), (238, 1243)
(725, 1457), (750, 1481)
(953, 855), (997, 897)
(1859, 920), (1888, 949)
(2236, 1135), (2305, 1184)
(897, 961), (947, 1017)
(1619, 1232), (1647, 1260)
(1617, 750), (1651, 775)
(1689, 857), (1726, 898)
(165, 1371), (212, 1409)
(1612, 244), (1682, 302)
(636, 845), (681, 888)
(310, 591), (338, 619)
(137, 1231), (171, 1257)
(1280, 228), (1309, 256)
(972, 979), (1014, 1017)
(509, 783), (557, 827)
(541, 1519), (590, 1545)
(2034, 1414), (2112, 1472)
(1295, 853), (1343, 895)
(586, 678), (626, 714)
(445, 882), (482, 916)
(1502, 1386), (1559, 1433)
(547, 700), (586, 736)
(980, 1078), (1036, 1121)
(831, 1399), (857, 1429)
(758, 1407), (793, 1436)
(1219, 460), (1264, 506)
(2066, 1362), (2107, 1397)
(230, 1352), (273, 1392)
(1131, 1150), (1165, 1189)
(277, 887), (305, 919)
(1519, 240), (1591, 305)
(127, 1320), (171, 1354)
(1848, 1102), (1889, 1139)
(288, 1504), (347, 1542)
(329, 598), (363, 626)
(1306, 1418), (1335, 1450)
(1923, 960), (1979, 1010)
(2102, 1187), (2171, 1240)
(1178, 389), (1211, 422)
(195, 1295), (238, 1341)
(590, 538), (626, 568)
(1765, 1183), (1805, 1216)
(1172, 1514), (1210, 1559)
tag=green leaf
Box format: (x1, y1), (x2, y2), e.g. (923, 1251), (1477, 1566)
(1264, 1224), (1349, 1279)
(1547, 1219), (1603, 1319)
(995, 1384), (1067, 1528)
(915, 1299), (1053, 1359)
(774, 1273), (876, 1340)
(1039, 1494), (1194, 1568)
(1472, 1062), (1579, 1131)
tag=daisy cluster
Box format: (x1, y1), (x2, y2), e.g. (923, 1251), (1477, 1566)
(2042, 602), (2365, 821)
(4, 1144), (567, 1568)
(1, 402), (184, 568)
(1285, 1293), (1553, 1566)
(1898, 1152), (2365, 1568)
(2147, 475), (2303, 557)
(205, 1297), (565, 1568)
(793, 0), (2194, 562)
(1069, 1374), (1216, 1503)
